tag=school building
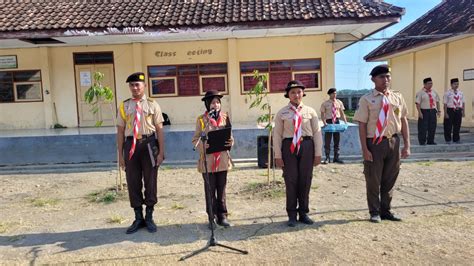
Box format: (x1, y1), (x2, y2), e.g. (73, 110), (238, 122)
(0, 0), (404, 130)
(365, 0), (473, 126)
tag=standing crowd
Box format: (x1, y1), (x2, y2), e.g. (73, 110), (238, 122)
(116, 64), (465, 233)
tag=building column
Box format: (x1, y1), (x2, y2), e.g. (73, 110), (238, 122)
(348, 97), (352, 110)
(227, 38), (240, 121)
(132, 43), (143, 72)
(324, 33), (336, 90)
(39, 47), (54, 128)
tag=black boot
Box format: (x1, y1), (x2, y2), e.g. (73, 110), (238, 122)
(126, 207), (145, 234)
(145, 206), (157, 233)
(217, 215), (232, 228)
(333, 153), (344, 164)
(322, 153), (330, 164)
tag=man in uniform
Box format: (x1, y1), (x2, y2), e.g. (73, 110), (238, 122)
(353, 65), (410, 223)
(415, 77), (441, 145)
(117, 72), (165, 234)
(443, 78), (465, 144)
(320, 88), (348, 164)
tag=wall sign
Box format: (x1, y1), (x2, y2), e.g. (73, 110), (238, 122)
(463, 68), (474, 81)
(0, 55), (17, 69)
(80, 71), (92, 87)
(154, 49), (214, 58)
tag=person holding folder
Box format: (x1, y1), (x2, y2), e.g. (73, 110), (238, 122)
(273, 80), (323, 227)
(192, 90), (234, 228)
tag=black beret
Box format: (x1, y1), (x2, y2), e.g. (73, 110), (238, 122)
(369, 64), (391, 77)
(284, 80), (306, 98)
(327, 88), (336, 95)
(201, 90), (223, 101)
(126, 72), (146, 83)
(423, 77), (432, 84)
(450, 78), (459, 84)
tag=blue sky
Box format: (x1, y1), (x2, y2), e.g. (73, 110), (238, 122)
(335, 0), (442, 90)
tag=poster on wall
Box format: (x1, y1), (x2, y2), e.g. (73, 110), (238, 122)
(0, 55), (17, 69)
(463, 69), (474, 81)
(80, 71), (92, 87)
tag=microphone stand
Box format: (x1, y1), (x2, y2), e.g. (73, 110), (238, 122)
(180, 116), (248, 261)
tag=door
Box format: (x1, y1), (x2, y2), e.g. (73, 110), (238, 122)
(75, 64), (116, 127)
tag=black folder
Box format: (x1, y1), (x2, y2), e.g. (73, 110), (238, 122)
(206, 127), (232, 154)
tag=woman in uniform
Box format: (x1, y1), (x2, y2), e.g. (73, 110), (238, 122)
(192, 90), (233, 228)
(273, 80), (323, 227)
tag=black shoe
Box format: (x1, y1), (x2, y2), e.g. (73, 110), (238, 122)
(287, 217), (297, 227)
(419, 143), (426, 146)
(145, 206), (157, 233)
(217, 217), (232, 228)
(381, 211), (402, 221)
(370, 214), (381, 223)
(126, 207), (146, 234)
(427, 142), (437, 145)
(333, 158), (344, 164)
(299, 215), (314, 225)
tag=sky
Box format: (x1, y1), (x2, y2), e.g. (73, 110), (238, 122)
(335, 0), (442, 91)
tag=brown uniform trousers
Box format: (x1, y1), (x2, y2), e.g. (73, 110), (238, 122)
(364, 135), (400, 215)
(282, 138), (315, 219)
(203, 171), (228, 219)
(124, 135), (158, 208)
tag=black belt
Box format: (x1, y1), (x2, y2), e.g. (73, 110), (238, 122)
(126, 134), (155, 142)
(368, 134), (398, 141)
(284, 136), (313, 141)
(447, 107), (462, 111)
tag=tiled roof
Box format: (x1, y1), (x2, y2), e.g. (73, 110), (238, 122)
(365, 0), (473, 61)
(0, 0), (403, 35)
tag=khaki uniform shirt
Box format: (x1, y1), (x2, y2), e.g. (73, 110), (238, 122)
(273, 103), (323, 158)
(443, 89), (465, 108)
(320, 99), (345, 120)
(353, 89), (408, 138)
(192, 112), (233, 173)
(116, 95), (164, 137)
(415, 89), (440, 109)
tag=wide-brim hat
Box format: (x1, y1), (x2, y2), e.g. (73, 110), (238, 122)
(201, 90), (223, 101)
(284, 80), (306, 98)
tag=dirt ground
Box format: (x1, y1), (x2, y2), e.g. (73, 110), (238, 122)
(0, 161), (473, 265)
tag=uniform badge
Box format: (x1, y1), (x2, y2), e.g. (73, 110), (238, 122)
(371, 100), (375, 103)
(394, 107), (400, 116)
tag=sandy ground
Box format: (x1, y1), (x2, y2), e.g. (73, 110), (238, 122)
(0, 161), (473, 265)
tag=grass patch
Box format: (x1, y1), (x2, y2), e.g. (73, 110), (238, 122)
(30, 198), (59, 207)
(107, 214), (127, 224)
(87, 187), (127, 204)
(171, 202), (185, 210)
(417, 161), (434, 167)
(242, 180), (286, 198)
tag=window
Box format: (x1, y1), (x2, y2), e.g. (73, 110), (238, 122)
(148, 63), (228, 97)
(240, 59), (322, 93)
(0, 70), (43, 103)
(73, 52), (114, 64)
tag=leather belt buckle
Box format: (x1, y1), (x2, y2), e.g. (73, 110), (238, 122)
(136, 134), (142, 140)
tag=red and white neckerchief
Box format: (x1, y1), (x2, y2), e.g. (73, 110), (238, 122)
(289, 105), (303, 154)
(425, 89), (435, 109)
(453, 91), (462, 109)
(373, 94), (390, 145)
(331, 101), (338, 124)
(206, 111), (223, 172)
(128, 99), (142, 160)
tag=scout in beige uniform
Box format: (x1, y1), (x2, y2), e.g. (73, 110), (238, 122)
(273, 80), (323, 227)
(117, 72), (165, 234)
(353, 65), (410, 223)
(443, 78), (465, 143)
(320, 88), (348, 164)
(415, 77), (441, 145)
(192, 90), (234, 228)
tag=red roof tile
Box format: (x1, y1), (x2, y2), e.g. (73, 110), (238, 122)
(365, 0), (473, 61)
(0, 0), (403, 37)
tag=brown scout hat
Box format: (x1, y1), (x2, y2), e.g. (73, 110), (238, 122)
(201, 90), (223, 101)
(284, 80), (306, 98)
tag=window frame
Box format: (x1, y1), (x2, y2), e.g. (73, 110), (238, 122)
(13, 81), (43, 102)
(292, 70), (321, 91)
(149, 77), (178, 97)
(240, 73), (269, 94)
(0, 69), (43, 104)
(239, 58), (322, 95)
(199, 74), (228, 95)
